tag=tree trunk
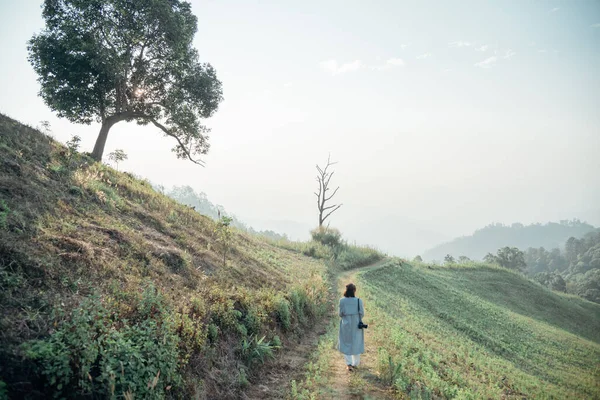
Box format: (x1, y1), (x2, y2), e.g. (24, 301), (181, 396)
(91, 117), (117, 162)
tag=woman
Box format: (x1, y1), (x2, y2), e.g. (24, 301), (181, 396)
(337, 283), (365, 371)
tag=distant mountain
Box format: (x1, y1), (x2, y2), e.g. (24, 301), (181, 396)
(423, 220), (596, 261)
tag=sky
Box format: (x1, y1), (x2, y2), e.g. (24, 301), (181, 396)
(1, 0), (599, 256)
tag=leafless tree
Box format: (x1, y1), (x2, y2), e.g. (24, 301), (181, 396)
(315, 155), (342, 227)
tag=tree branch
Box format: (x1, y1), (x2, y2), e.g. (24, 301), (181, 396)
(322, 203), (339, 211)
(325, 186), (340, 201)
(324, 171), (335, 188)
(99, 26), (118, 56)
(322, 204), (342, 223)
(149, 118), (205, 166)
(316, 177), (323, 209)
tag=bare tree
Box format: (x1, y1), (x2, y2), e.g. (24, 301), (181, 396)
(315, 155), (342, 227)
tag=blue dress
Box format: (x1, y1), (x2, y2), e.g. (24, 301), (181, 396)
(337, 297), (365, 355)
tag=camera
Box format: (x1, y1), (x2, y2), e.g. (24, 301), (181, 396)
(358, 321), (368, 329)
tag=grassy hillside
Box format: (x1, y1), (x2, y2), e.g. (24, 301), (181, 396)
(358, 261), (600, 398)
(0, 114), (331, 399)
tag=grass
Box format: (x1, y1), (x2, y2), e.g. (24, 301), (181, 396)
(289, 259), (393, 400)
(359, 260), (600, 399)
(291, 259), (600, 399)
(0, 113), (330, 399)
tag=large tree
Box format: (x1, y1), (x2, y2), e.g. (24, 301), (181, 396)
(28, 0), (223, 164)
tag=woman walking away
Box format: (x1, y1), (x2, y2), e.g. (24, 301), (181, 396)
(337, 283), (365, 371)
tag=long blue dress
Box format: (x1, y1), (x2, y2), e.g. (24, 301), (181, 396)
(337, 297), (365, 355)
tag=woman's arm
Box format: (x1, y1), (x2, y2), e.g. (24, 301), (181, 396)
(359, 299), (364, 317)
(338, 300), (344, 317)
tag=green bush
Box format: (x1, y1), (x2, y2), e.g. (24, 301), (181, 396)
(289, 288), (308, 324)
(22, 286), (181, 399)
(207, 323), (219, 343)
(271, 335), (282, 348)
(310, 227), (342, 247)
(303, 245), (317, 258)
(275, 296), (291, 331)
(242, 307), (262, 337)
(240, 336), (276, 366)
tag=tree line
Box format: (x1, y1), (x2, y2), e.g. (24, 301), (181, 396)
(423, 220), (596, 261)
(436, 230), (600, 304)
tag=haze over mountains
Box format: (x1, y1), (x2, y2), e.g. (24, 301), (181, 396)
(166, 186), (598, 260)
(423, 220), (597, 261)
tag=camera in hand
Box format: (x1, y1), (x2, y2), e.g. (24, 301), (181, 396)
(358, 321), (368, 329)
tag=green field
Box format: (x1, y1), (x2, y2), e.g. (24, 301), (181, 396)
(357, 260), (600, 399)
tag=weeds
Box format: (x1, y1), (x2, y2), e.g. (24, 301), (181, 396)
(377, 348), (403, 387)
(290, 379), (316, 400)
(240, 335), (278, 366)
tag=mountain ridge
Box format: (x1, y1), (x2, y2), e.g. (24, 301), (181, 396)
(423, 220), (596, 261)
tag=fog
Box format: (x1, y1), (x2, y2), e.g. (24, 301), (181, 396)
(1, 0), (599, 257)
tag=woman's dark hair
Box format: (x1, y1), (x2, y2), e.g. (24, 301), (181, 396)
(344, 283), (356, 298)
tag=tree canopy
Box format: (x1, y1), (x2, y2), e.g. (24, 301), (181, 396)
(484, 247), (526, 271)
(28, 0), (223, 164)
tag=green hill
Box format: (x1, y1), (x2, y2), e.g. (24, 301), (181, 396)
(356, 260), (600, 398)
(423, 221), (596, 261)
(0, 114), (331, 399)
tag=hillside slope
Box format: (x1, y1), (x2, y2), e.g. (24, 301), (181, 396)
(0, 114), (329, 399)
(424, 221), (596, 261)
(354, 260), (600, 398)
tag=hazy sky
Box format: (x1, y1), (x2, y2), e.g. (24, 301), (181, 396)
(1, 0), (599, 255)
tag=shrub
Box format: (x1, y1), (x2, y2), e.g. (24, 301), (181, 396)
(240, 336), (276, 366)
(275, 296), (291, 331)
(207, 323), (219, 343)
(22, 286), (182, 399)
(271, 335), (282, 348)
(289, 287), (308, 324)
(310, 227), (342, 247)
(242, 307), (262, 337)
(303, 245), (316, 258)
(68, 186), (83, 196)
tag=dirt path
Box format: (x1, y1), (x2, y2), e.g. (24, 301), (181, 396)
(242, 316), (329, 399)
(243, 259), (393, 399)
(320, 260), (396, 400)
